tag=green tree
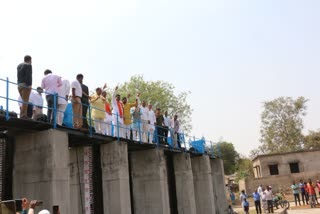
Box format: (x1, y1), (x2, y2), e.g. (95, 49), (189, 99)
(217, 141), (239, 175)
(235, 156), (254, 182)
(259, 96), (308, 154)
(304, 130), (320, 149)
(115, 75), (192, 132)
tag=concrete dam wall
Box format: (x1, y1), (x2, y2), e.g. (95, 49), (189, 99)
(11, 129), (227, 214)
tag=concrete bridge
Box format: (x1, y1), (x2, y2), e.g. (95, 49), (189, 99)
(0, 116), (227, 214)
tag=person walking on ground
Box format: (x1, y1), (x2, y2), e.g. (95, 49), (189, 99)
(41, 69), (62, 123)
(239, 190), (247, 206)
(260, 188), (268, 214)
(71, 75), (83, 129)
(242, 198), (250, 214)
(17, 55), (32, 119)
(299, 179), (308, 205)
(265, 186), (274, 213)
(291, 181), (301, 206)
(258, 184), (263, 195)
(316, 180), (320, 204)
(253, 189), (262, 213)
(306, 179), (317, 208)
(230, 191), (236, 205)
(77, 74), (90, 129)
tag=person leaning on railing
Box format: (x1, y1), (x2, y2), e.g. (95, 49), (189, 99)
(17, 55), (32, 119)
(41, 69), (62, 123)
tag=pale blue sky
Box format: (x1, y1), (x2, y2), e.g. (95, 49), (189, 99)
(0, 0), (319, 155)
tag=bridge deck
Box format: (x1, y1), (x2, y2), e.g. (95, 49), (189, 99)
(0, 116), (199, 155)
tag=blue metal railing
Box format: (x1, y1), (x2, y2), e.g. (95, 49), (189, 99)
(0, 76), (221, 158)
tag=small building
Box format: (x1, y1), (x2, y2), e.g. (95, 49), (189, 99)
(239, 149), (320, 194)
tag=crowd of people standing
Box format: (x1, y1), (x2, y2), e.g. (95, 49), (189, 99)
(16, 55), (182, 147)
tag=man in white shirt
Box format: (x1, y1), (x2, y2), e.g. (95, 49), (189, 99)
(112, 86), (124, 137)
(41, 69), (62, 123)
(265, 186), (273, 213)
(163, 111), (171, 143)
(32, 87), (44, 120)
(172, 115), (181, 148)
(71, 75), (83, 129)
(57, 79), (70, 125)
(147, 103), (156, 143)
(18, 88), (43, 120)
(258, 184), (263, 195)
(140, 100), (149, 142)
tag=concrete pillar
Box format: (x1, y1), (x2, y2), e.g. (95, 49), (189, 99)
(211, 158), (228, 214)
(101, 141), (131, 214)
(173, 153), (197, 214)
(13, 129), (70, 214)
(69, 147), (87, 214)
(191, 155), (216, 214)
(130, 149), (170, 214)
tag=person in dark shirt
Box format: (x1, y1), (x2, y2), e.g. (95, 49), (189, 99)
(17, 55), (32, 119)
(77, 74), (90, 128)
(155, 108), (165, 144)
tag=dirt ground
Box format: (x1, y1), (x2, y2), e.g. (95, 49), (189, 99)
(230, 193), (320, 214)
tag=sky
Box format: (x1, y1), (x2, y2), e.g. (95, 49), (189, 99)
(0, 0), (320, 156)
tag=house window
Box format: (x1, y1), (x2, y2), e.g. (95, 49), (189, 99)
(269, 164), (279, 175)
(289, 162), (300, 173)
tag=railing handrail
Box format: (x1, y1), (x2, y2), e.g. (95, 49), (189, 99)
(0, 76), (221, 157)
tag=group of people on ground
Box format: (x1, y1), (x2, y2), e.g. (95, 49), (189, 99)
(291, 179), (320, 208)
(16, 55), (182, 147)
(231, 178), (320, 214)
(239, 185), (274, 214)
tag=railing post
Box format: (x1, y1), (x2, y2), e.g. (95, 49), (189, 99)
(138, 119), (142, 144)
(210, 141), (214, 158)
(116, 113), (120, 141)
(182, 132), (186, 150)
(155, 126), (159, 146)
(88, 104), (92, 137)
(53, 93), (57, 128)
(5, 77), (9, 120)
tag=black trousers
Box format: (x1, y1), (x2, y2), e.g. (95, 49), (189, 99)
(156, 126), (164, 144)
(301, 192), (307, 205)
(294, 193), (301, 205)
(163, 126), (169, 142)
(267, 200), (273, 213)
(254, 200), (262, 213)
(46, 95), (57, 123)
(82, 102), (88, 128)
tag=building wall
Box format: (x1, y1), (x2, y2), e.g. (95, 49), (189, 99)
(240, 171), (320, 194)
(253, 150), (320, 178)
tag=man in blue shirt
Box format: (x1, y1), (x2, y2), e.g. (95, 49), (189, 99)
(253, 189), (262, 213)
(299, 179), (307, 205)
(291, 181), (301, 206)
